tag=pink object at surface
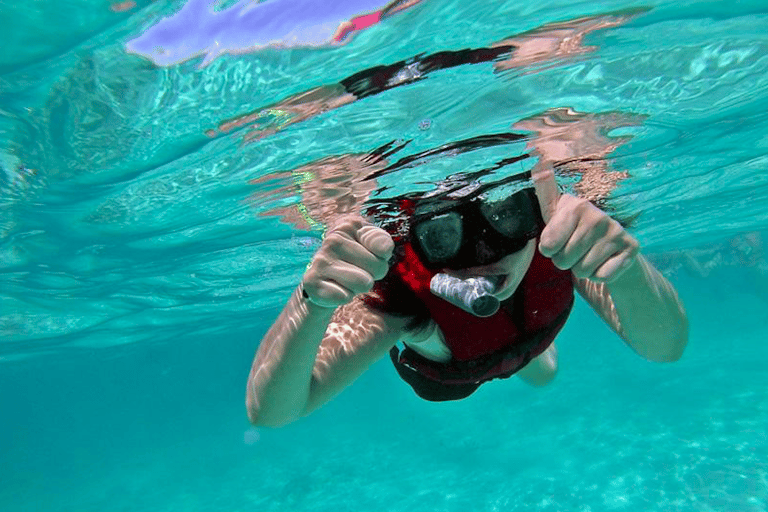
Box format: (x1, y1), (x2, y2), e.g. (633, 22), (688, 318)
(333, 11), (384, 41)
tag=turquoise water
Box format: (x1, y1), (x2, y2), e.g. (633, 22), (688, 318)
(2, 0), (768, 511)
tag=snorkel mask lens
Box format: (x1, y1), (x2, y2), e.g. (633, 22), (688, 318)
(413, 211), (463, 264)
(480, 187), (542, 242)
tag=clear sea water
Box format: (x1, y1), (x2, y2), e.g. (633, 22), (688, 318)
(2, 1), (768, 511)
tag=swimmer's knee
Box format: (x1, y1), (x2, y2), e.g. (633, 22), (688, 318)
(517, 345), (558, 387)
(537, 363), (557, 386)
(520, 363), (557, 387)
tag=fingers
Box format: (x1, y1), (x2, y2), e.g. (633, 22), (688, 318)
(323, 224), (392, 279)
(570, 237), (638, 282)
(302, 215), (394, 307)
(303, 259), (376, 304)
(539, 195), (639, 282)
(590, 248), (637, 282)
(357, 224), (395, 261)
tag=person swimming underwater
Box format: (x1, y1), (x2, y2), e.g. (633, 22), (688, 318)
(245, 168), (688, 426)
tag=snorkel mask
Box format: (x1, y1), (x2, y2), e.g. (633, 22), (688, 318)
(411, 187), (544, 270)
(408, 187), (544, 317)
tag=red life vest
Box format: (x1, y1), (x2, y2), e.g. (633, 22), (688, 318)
(386, 241), (574, 385)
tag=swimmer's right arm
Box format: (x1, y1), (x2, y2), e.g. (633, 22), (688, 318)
(246, 216), (405, 427)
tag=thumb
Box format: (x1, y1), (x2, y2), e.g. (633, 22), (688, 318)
(532, 166), (560, 224)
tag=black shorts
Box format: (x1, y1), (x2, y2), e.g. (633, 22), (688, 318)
(389, 346), (481, 401)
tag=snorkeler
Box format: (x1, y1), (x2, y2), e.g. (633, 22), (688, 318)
(208, 10), (639, 142)
(245, 165), (689, 426)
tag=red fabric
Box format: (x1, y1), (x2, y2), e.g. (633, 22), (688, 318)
(394, 243), (519, 360)
(386, 241), (574, 383)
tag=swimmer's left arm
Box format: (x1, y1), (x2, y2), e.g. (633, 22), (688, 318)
(537, 193), (688, 362)
(574, 257), (689, 362)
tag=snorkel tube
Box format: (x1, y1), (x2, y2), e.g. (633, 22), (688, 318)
(429, 273), (501, 317)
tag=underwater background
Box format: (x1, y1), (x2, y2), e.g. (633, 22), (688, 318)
(1, 0), (768, 510)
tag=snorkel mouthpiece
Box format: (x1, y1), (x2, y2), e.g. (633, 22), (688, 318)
(429, 273), (501, 317)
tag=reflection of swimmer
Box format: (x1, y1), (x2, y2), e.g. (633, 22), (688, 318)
(245, 142), (688, 426)
(208, 10), (642, 142)
(490, 10), (644, 72)
(514, 107), (644, 208)
(249, 153), (383, 231)
(253, 106), (641, 231)
(649, 232), (766, 279)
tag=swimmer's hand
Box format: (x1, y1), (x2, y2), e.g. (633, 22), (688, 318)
(538, 194), (639, 283)
(301, 215), (394, 308)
